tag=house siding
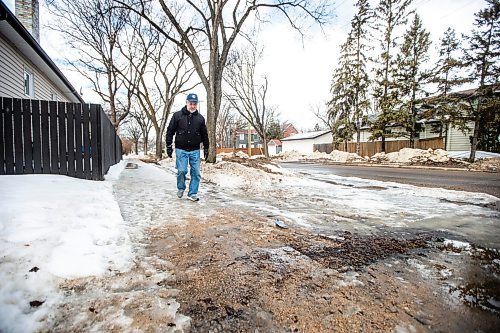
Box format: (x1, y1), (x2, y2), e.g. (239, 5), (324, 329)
(282, 139), (315, 154)
(0, 33), (69, 101)
(446, 122), (473, 151)
(282, 133), (332, 154)
(353, 122), (472, 152)
(0, 33), (22, 97)
(420, 124), (438, 139)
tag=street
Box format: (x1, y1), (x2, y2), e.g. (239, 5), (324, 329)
(279, 162), (500, 199)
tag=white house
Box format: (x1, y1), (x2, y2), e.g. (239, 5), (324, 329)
(0, 1), (83, 103)
(281, 130), (331, 154)
(267, 139), (282, 155)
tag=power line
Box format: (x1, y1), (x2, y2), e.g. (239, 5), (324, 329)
(438, 0), (478, 20)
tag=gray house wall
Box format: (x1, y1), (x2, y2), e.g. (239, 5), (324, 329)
(0, 33), (69, 101)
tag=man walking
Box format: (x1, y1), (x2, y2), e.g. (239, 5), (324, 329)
(166, 93), (209, 201)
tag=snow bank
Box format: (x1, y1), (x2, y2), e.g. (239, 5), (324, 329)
(273, 151), (306, 162)
(370, 148), (450, 164)
(202, 161), (284, 192)
(274, 150), (366, 162)
(276, 148), (454, 164)
(469, 157), (500, 172)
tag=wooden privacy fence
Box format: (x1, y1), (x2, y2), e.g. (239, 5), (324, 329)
(217, 147), (265, 156)
(314, 137), (445, 157)
(0, 97), (122, 180)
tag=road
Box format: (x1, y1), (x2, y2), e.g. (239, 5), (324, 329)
(279, 162), (500, 199)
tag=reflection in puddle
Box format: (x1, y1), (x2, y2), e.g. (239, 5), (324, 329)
(435, 240), (500, 315)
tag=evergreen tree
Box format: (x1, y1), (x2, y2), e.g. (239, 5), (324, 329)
(327, 0), (372, 153)
(371, 0), (413, 151)
(328, 38), (357, 150)
(428, 28), (468, 149)
(395, 13), (432, 147)
(266, 119), (284, 140)
(462, 0), (500, 161)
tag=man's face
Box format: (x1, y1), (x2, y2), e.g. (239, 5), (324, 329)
(186, 101), (198, 112)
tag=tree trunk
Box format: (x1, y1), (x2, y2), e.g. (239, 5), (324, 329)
(469, 106), (481, 163)
(263, 133), (269, 158)
(356, 128), (361, 156)
(205, 65), (222, 163)
(143, 134), (148, 154)
(155, 135), (163, 159)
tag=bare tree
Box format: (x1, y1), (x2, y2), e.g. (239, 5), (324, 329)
(116, 13), (199, 158)
(129, 103), (153, 154)
(224, 47), (275, 157)
(122, 117), (142, 155)
(311, 104), (331, 130)
(216, 101), (233, 149)
(46, 0), (130, 129)
(115, 0), (331, 162)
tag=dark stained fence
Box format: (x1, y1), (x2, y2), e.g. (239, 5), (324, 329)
(0, 97), (122, 180)
(314, 137), (445, 157)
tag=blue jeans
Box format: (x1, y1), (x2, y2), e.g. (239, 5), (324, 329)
(175, 148), (201, 197)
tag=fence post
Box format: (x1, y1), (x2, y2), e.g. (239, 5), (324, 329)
(13, 98), (23, 174)
(58, 101), (67, 175)
(40, 100), (50, 174)
(32, 100), (42, 173)
(74, 103), (83, 179)
(0, 97), (8, 175)
(89, 104), (101, 180)
(66, 103), (75, 177)
(49, 101), (59, 174)
(22, 99), (33, 174)
(82, 103), (91, 180)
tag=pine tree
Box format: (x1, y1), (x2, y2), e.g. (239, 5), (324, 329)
(327, 0), (372, 153)
(395, 13), (431, 147)
(266, 119), (284, 140)
(371, 0), (413, 152)
(328, 39), (355, 149)
(462, 0), (500, 161)
(428, 28), (468, 149)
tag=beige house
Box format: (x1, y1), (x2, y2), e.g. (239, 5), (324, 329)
(0, 0), (82, 103)
(355, 120), (473, 152)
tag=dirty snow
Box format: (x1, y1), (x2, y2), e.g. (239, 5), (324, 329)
(272, 148), (500, 168)
(443, 239), (472, 251)
(1, 148), (499, 332)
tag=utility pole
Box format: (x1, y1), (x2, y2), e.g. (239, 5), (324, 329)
(247, 121), (252, 156)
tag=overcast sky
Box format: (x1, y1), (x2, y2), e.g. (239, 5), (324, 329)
(258, 0), (485, 131)
(5, 0), (486, 131)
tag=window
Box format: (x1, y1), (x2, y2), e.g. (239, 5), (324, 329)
(239, 133), (245, 141)
(24, 69), (34, 98)
(51, 92), (59, 101)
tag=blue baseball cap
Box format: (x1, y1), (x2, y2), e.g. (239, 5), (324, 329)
(186, 93), (198, 103)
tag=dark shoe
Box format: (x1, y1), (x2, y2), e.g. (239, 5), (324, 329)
(177, 190), (184, 198)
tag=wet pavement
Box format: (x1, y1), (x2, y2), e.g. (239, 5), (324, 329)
(279, 161), (500, 199)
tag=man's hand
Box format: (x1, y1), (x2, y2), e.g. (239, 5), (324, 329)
(204, 148), (209, 160)
(167, 146), (173, 158)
